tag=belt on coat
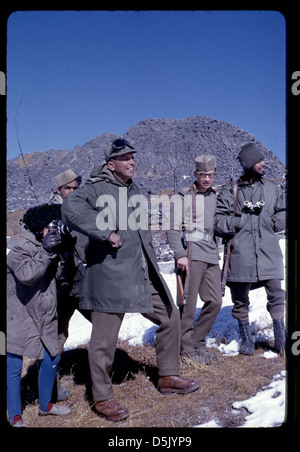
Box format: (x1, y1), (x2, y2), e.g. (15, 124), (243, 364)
(184, 230), (214, 242)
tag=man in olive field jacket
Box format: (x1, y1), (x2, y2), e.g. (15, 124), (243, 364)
(167, 155), (222, 363)
(214, 143), (286, 356)
(62, 138), (199, 422)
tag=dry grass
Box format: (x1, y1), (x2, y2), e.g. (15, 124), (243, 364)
(17, 339), (285, 429)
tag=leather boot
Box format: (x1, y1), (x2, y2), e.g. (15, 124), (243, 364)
(95, 398), (129, 422)
(238, 319), (254, 355)
(158, 375), (199, 394)
(273, 318), (286, 355)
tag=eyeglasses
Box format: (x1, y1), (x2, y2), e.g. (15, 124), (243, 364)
(112, 138), (134, 151)
(196, 171), (216, 179)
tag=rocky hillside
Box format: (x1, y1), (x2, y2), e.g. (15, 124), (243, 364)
(7, 116), (285, 248)
(124, 117), (285, 194)
(7, 116), (285, 210)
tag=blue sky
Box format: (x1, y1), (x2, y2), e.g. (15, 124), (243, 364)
(7, 10), (286, 163)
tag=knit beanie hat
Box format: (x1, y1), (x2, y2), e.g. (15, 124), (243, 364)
(238, 143), (264, 171)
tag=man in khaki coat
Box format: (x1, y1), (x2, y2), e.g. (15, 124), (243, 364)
(7, 203), (72, 425)
(167, 155), (222, 363)
(62, 138), (200, 422)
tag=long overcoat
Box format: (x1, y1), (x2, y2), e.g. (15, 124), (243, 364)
(214, 177), (285, 283)
(61, 165), (174, 313)
(7, 227), (59, 359)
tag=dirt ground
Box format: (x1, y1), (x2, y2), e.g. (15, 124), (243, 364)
(17, 339), (285, 429)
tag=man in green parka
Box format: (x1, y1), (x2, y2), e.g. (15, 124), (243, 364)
(214, 143), (286, 356)
(61, 138), (199, 422)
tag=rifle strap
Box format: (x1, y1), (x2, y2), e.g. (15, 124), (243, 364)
(221, 180), (238, 296)
(232, 180), (238, 216)
(182, 184), (196, 300)
(188, 184), (196, 257)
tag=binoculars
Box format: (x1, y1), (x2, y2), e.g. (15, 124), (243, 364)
(48, 219), (71, 236)
(243, 200), (265, 213)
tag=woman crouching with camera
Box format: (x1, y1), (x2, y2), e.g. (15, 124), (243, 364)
(7, 203), (75, 427)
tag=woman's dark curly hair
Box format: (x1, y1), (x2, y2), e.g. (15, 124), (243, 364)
(23, 204), (62, 238)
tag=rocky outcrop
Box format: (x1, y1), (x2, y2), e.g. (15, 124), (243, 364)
(123, 117), (285, 194)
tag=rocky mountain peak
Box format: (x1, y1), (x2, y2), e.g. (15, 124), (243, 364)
(7, 116), (285, 213)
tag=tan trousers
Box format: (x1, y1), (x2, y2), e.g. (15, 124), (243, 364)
(180, 261), (222, 352)
(89, 281), (180, 402)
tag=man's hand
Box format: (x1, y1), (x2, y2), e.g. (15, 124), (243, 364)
(107, 231), (122, 248)
(177, 256), (189, 276)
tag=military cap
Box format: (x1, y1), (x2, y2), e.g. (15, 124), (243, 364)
(194, 155), (216, 171)
(104, 138), (136, 162)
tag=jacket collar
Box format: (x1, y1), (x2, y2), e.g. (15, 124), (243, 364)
(88, 164), (135, 189)
(238, 175), (265, 186)
(19, 225), (42, 246)
(193, 182), (216, 195)
(178, 183), (216, 197)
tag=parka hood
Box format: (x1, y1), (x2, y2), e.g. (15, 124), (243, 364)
(88, 164), (134, 187)
(49, 191), (63, 205)
(19, 225), (42, 246)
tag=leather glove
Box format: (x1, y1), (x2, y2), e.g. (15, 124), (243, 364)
(42, 228), (62, 254)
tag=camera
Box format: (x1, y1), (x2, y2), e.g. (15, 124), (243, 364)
(48, 219), (71, 235)
(243, 200), (265, 214)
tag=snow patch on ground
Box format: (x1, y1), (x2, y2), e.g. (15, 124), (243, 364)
(62, 239), (287, 428)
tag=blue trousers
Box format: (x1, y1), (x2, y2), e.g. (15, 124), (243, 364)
(7, 349), (59, 424)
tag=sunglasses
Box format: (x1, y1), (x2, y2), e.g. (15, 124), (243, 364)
(112, 139), (134, 151)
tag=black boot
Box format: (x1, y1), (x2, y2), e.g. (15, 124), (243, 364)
(273, 318), (286, 355)
(238, 319), (254, 355)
